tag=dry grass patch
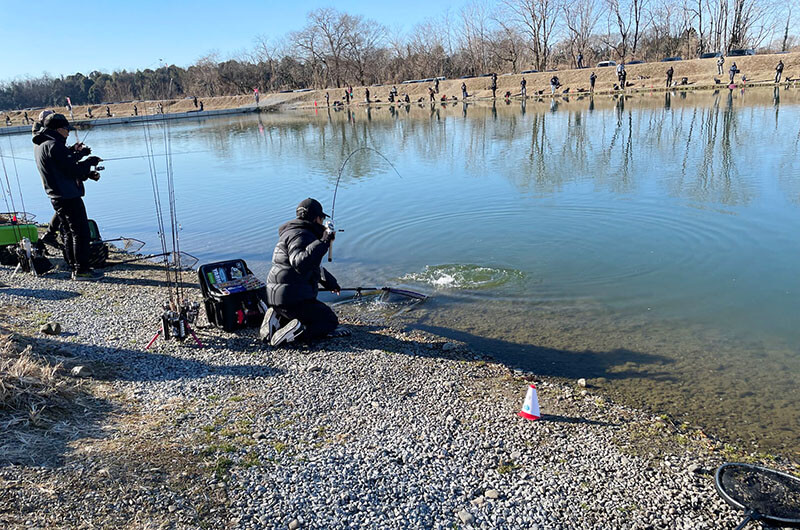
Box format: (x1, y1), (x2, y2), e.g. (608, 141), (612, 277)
(0, 333), (92, 465)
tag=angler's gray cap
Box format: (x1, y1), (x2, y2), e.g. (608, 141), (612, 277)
(296, 198), (329, 220)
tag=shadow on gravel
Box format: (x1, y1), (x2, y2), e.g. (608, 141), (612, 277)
(406, 323), (674, 383)
(26, 335), (286, 383)
(0, 288), (81, 300)
(98, 275), (196, 290)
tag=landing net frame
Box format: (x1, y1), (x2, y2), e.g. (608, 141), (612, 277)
(715, 462), (800, 529)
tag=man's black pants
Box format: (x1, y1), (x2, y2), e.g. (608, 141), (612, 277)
(274, 299), (338, 342)
(50, 197), (90, 272)
(45, 211), (62, 237)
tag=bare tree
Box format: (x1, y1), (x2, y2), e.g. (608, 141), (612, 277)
(605, 0), (649, 60)
(492, 18), (527, 72)
(345, 16), (387, 85)
(729, 0), (777, 50)
(782, 5), (793, 52)
(459, 1), (494, 74)
(504, 0), (561, 70)
(296, 8), (355, 88)
(563, 0), (600, 65)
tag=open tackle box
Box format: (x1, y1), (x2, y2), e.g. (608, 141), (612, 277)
(197, 259), (267, 332)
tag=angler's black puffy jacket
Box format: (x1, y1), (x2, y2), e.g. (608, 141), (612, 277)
(266, 219), (338, 307)
(32, 129), (93, 200)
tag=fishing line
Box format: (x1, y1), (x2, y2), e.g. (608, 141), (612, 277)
(329, 146), (403, 222)
(326, 146), (402, 263)
(0, 151), (207, 164)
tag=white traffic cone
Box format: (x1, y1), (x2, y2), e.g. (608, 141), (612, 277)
(518, 384), (541, 421)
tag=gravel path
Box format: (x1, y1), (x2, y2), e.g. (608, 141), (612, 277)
(0, 261), (774, 529)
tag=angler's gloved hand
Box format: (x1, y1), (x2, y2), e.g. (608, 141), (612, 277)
(85, 156), (102, 167)
(321, 228), (336, 244)
(87, 171), (101, 181)
(72, 143), (92, 157)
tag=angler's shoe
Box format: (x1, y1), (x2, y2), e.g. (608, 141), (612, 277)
(71, 269), (103, 281)
(259, 307), (280, 343)
(270, 319), (304, 347)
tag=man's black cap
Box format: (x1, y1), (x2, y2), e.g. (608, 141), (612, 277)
(296, 198), (329, 220)
(43, 113), (74, 131)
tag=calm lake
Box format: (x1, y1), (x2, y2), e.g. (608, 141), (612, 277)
(5, 88), (799, 452)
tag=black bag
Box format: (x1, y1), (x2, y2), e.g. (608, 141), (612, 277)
(198, 259), (267, 332)
(59, 219), (109, 268)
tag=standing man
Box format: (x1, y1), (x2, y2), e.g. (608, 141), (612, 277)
(590, 71), (597, 92)
(428, 86), (435, 102)
(776, 60), (784, 83)
(435, 77), (440, 93)
(325, 92), (330, 106)
(550, 75), (559, 94)
(461, 82), (469, 99)
(33, 114), (102, 280)
(577, 52), (584, 69)
(490, 73), (498, 99)
(33, 109), (94, 251)
(344, 89), (350, 105)
(717, 55), (724, 75)
(729, 62), (737, 84)
(520, 77), (527, 98)
(616, 63), (626, 89)
(262, 198), (346, 346)
(365, 87), (370, 104)
(254, 88), (260, 105)
(666, 66), (674, 88)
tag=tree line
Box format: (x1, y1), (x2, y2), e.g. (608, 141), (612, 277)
(1, 0), (796, 111)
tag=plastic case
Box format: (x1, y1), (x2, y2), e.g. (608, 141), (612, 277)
(197, 259), (267, 332)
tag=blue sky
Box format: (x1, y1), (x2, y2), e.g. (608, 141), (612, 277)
(0, 0), (456, 80)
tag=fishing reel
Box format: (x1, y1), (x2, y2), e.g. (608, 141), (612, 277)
(14, 238), (52, 276)
(159, 300), (200, 341)
(88, 165), (104, 181)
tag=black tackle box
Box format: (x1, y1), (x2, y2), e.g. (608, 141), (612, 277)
(197, 259), (267, 332)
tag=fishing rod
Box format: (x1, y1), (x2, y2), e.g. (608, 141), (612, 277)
(327, 146), (402, 262)
(0, 140), (47, 276)
(140, 106), (200, 347)
(325, 287), (428, 300)
(0, 143), (22, 246)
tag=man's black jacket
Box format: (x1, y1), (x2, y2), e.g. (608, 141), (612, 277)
(33, 129), (93, 199)
(266, 219), (338, 307)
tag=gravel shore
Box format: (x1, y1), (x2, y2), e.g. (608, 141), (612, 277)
(0, 257), (783, 529)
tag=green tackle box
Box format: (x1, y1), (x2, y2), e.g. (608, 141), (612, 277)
(0, 223), (39, 246)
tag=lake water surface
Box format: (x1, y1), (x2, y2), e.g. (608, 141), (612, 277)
(5, 88), (799, 452)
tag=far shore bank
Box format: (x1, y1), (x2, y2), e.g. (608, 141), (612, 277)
(1, 51), (797, 136)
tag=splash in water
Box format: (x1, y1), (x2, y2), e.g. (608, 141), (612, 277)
(401, 264), (524, 290)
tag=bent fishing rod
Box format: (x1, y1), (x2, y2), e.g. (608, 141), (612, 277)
(327, 146), (402, 262)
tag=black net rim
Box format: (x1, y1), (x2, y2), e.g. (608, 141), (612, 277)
(715, 462), (800, 527)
